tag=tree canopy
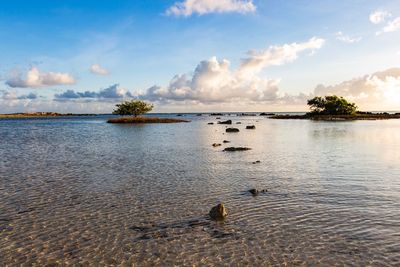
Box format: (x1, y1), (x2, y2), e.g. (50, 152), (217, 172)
(307, 96), (357, 115)
(112, 100), (154, 117)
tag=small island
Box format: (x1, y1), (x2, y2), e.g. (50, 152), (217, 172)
(271, 96), (400, 121)
(107, 100), (190, 123)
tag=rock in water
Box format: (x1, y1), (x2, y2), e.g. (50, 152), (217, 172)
(226, 128), (240, 133)
(218, 120), (232, 125)
(212, 143), (222, 147)
(223, 147), (251, 152)
(249, 189), (259, 195)
(246, 125), (256, 129)
(209, 203), (228, 221)
(223, 140), (230, 143)
(208, 122), (214, 125)
(249, 188), (268, 196)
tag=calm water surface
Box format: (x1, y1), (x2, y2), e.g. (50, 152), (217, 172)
(1, 115), (400, 266)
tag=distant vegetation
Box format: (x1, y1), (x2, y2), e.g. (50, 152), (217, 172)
(0, 112), (96, 118)
(271, 95), (400, 120)
(307, 95), (357, 115)
(112, 100), (154, 117)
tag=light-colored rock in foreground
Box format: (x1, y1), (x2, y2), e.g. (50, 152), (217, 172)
(209, 203), (228, 221)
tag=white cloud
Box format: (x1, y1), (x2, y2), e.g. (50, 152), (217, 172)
(6, 67), (75, 88)
(335, 31), (362, 44)
(383, 17), (400, 33)
(314, 68), (400, 108)
(166, 0), (256, 16)
(238, 37), (325, 77)
(369, 10), (391, 24)
(139, 37), (325, 104)
(140, 57), (279, 103)
(90, 64), (109, 76)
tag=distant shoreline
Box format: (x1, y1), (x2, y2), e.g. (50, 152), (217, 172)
(271, 113), (400, 121)
(2, 111), (400, 121)
(0, 112), (97, 118)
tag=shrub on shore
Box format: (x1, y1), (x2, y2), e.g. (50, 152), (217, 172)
(307, 95), (357, 115)
(112, 100), (154, 117)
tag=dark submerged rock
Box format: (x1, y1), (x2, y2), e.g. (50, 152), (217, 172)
(223, 147), (251, 152)
(218, 120), (232, 125)
(212, 143), (222, 147)
(223, 140), (230, 143)
(246, 125), (256, 129)
(208, 122), (214, 125)
(249, 189), (259, 195)
(237, 113), (257, 116)
(252, 160), (261, 164)
(236, 122), (241, 124)
(209, 203), (228, 221)
(249, 188), (268, 196)
(226, 128), (240, 133)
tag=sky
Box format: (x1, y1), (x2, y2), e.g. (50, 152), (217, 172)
(0, 0), (400, 113)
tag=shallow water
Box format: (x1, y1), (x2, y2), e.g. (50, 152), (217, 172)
(1, 114), (400, 266)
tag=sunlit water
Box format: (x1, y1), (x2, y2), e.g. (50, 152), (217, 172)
(1, 114), (400, 266)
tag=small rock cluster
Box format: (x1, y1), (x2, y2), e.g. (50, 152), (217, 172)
(206, 116), (268, 222)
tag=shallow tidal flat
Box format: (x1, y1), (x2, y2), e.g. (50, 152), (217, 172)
(1, 115), (400, 266)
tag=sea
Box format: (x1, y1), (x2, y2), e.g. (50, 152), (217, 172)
(1, 113), (400, 266)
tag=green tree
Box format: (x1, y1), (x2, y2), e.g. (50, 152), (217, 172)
(307, 96), (357, 115)
(112, 100), (154, 117)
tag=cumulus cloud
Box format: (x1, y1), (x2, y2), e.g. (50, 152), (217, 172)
(90, 64), (109, 76)
(166, 0), (256, 16)
(369, 10), (391, 24)
(140, 57), (279, 103)
(54, 84), (132, 101)
(139, 37), (324, 104)
(5, 67), (75, 88)
(335, 31), (362, 44)
(313, 68), (400, 108)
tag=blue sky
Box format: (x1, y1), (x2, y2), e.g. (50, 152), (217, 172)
(1, 0), (400, 113)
